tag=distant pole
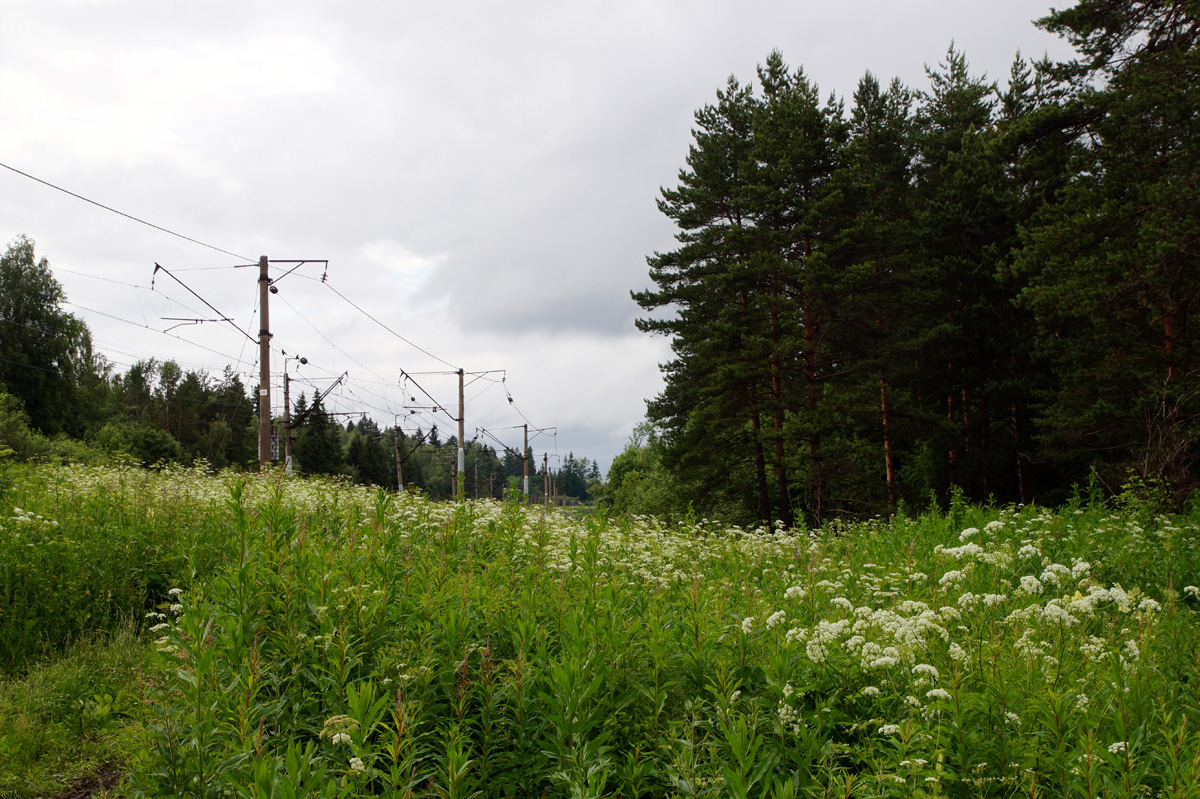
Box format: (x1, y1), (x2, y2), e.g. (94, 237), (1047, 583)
(474, 456), (479, 500)
(394, 431), (404, 492)
(257, 255), (272, 470)
(523, 424), (529, 500)
(282, 355), (306, 476)
(543, 452), (549, 508)
(457, 368), (465, 501)
(283, 370), (292, 474)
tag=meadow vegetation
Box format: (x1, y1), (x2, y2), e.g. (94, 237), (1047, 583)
(1, 462), (1199, 797)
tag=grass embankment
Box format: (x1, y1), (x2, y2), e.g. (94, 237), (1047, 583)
(2, 462), (1199, 797)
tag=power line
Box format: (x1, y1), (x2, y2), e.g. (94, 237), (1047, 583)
(64, 301), (255, 368)
(273, 291), (394, 386)
(322, 279), (459, 370)
(0, 160), (250, 261)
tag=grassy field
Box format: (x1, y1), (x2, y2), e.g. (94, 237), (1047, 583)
(2, 462), (1199, 798)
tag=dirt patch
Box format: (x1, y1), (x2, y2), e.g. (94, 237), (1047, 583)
(52, 768), (122, 799)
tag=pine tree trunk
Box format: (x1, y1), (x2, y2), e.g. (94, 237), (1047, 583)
(1165, 308), (1178, 380)
(769, 304), (794, 529)
(1011, 397), (1028, 505)
(880, 368), (897, 514)
(748, 379), (772, 524)
(804, 304), (823, 524)
(947, 361), (958, 478)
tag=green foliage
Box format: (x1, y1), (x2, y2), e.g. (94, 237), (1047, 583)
(603, 426), (688, 522)
(3, 462), (1200, 796)
(0, 624), (154, 798)
(0, 392), (43, 461)
(96, 421), (184, 467)
(0, 236), (98, 437)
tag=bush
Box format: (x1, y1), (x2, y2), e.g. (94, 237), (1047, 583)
(0, 392), (45, 461)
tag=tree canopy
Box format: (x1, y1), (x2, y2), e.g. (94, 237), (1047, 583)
(636, 0), (1200, 524)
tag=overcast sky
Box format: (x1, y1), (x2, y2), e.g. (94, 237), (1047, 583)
(0, 0), (1077, 472)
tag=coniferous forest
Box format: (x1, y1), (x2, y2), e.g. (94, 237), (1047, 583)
(630, 1), (1200, 526)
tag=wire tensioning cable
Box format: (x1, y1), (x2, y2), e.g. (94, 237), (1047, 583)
(152, 262), (257, 346)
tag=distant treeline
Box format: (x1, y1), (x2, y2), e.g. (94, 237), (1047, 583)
(0, 237), (599, 501)
(630, 1), (1200, 525)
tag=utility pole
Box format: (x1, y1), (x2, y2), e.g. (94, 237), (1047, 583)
(257, 255), (272, 470)
(393, 431), (404, 492)
(523, 424), (530, 500)
(457, 368), (465, 501)
(543, 452), (549, 508)
(283, 371), (291, 474)
(282, 355), (306, 475)
(474, 456), (479, 500)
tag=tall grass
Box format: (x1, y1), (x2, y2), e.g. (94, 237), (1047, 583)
(2, 463), (1199, 797)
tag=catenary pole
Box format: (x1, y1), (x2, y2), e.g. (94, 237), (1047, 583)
(457, 368), (466, 501)
(283, 370), (291, 473)
(523, 424), (529, 500)
(257, 255), (272, 469)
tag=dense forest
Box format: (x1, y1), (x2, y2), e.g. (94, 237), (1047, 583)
(625, 0), (1200, 525)
(0, 236), (598, 502)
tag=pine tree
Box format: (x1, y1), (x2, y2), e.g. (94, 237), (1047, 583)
(1015, 0), (1200, 498)
(294, 395), (345, 476)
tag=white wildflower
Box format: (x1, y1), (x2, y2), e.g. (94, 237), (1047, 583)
(879, 724), (900, 735)
(939, 570), (966, 588)
(1018, 575), (1043, 596)
(861, 686), (881, 696)
(926, 688), (952, 701)
(959, 527), (979, 542)
(349, 757), (366, 773)
(912, 663), (940, 681)
(741, 616), (754, 634)
(766, 610), (786, 629)
(1108, 741), (1127, 756)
